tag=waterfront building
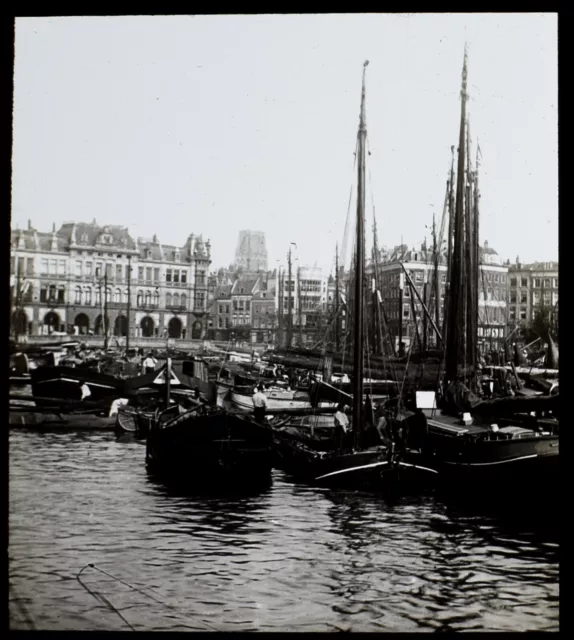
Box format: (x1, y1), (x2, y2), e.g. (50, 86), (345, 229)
(507, 258), (558, 329)
(371, 240), (508, 353)
(10, 220), (211, 340)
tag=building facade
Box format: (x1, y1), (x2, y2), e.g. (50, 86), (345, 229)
(372, 240), (509, 353)
(507, 259), (558, 328)
(10, 221), (211, 341)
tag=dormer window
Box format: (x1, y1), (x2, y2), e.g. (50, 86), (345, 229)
(146, 249), (152, 259)
(80, 233), (88, 244)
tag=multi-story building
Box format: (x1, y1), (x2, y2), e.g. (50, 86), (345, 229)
(507, 259), (558, 328)
(10, 220), (211, 340)
(372, 240), (508, 353)
(275, 265), (333, 346)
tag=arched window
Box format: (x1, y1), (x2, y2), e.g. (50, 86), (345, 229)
(84, 288), (92, 305)
(122, 290), (128, 304)
(173, 293), (180, 307)
(114, 288), (121, 303)
(166, 293), (172, 307)
(74, 286), (82, 304)
(144, 291), (151, 306)
(180, 293), (187, 309)
(137, 290), (143, 306)
(105, 287), (112, 303)
(95, 289), (101, 306)
(153, 291), (159, 306)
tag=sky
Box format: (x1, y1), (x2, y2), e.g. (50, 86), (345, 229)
(12, 13), (558, 275)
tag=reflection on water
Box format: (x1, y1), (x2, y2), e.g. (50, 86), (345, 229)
(9, 430), (559, 631)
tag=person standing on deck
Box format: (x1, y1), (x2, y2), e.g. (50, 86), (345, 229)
(334, 403), (351, 451)
(252, 384), (268, 424)
(143, 353), (157, 375)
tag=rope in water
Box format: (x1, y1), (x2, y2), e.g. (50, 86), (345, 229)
(77, 563), (219, 631)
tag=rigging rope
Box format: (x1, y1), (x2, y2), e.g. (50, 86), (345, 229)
(77, 563), (219, 632)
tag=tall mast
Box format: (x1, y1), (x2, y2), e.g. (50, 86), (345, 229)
(432, 213), (440, 347)
(277, 267), (283, 347)
(445, 46), (468, 384)
(335, 243), (340, 351)
(287, 247), (293, 348)
(352, 60), (368, 447)
(297, 263), (302, 346)
(442, 146), (456, 342)
(126, 254), (131, 356)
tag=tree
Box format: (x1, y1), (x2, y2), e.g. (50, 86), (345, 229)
(524, 298), (558, 345)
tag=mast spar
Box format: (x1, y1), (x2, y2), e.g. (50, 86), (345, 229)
(352, 60), (368, 448)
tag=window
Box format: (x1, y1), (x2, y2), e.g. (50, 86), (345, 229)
(114, 289), (121, 303)
(415, 271), (423, 282)
(145, 291), (151, 306)
(58, 260), (66, 275)
(96, 262), (103, 276)
(166, 293), (172, 307)
(166, 269), (172, 283)
(41, 259), (49, 274)
(553, 278), (558, 288)
(509, 309), (516, 320)
(146, 267), (152, 283)
(173, 270), (180, 284)
(510, 292), (517, 303)
(218, 317), (223, 328)
(24, 259), (34, 276)
(57, 287), (65, 303)
(225, 318), (231, 328)
(233, 300), (238, 311)
(138, 267), (144, 283)
(154, 268), (160, 282)
(86, 262), (93, 277)
(105, 263), (113, 277)
(520, 293), (527, 304)
(403, 308), (410, 318)
(95, 290), (101, 306)
(173, 293), (180, 307)
(137, 290), (143, 306)
(404, 287), (410, 298)
(544, 279), (551, 288)
(181, 293), (187, 309)
(534, 278), (541, 288)
(116, 264), (123, 280)
(85, 288), (92, 305)
(521, 278), (527, 287)
(75, 287), (82, 304)
(520, 309), (527, 320)
(218, 305), (224, 314)
(181, 271), (187, 284)
(153, 291), (159, 306)
(50, 259), (57, 274)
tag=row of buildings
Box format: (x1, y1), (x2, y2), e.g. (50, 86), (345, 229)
(10, 223), (557, 351)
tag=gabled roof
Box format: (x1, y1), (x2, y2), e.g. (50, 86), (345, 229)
(59, 222), (137, 250)
(231, 275), (261, 295)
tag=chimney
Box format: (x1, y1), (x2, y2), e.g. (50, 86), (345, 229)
(484, 240), (489, 249)
(27, 219), (32, 231)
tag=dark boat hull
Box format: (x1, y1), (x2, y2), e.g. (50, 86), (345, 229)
(146, 409), (274, 488)
(273, 431), (391, 489)
(400, 434), (559, 493)
(29, 366), (124, 410)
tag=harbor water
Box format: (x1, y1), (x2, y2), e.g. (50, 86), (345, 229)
(9, 429), (559, 632)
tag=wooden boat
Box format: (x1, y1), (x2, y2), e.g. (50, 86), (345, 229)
(144, 359), (274, 488)
(230, 385), (337, 412)
(269, 62), (396, 488)
(387, 50), (559, 492)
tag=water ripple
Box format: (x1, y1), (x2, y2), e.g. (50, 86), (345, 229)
(9, 430), (559, 631)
